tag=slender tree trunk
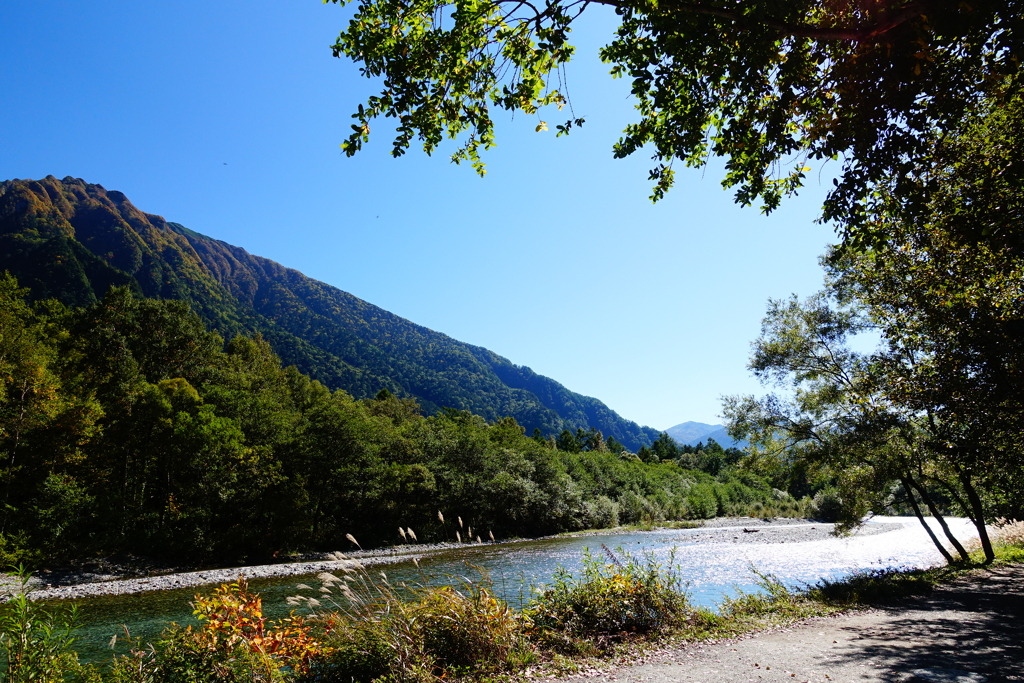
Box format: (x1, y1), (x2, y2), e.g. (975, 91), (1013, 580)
(957, 467), (994, 564)
(901, 476), (955, 564)
(907, 472), (970, 561)
(2, 382), (30, 535)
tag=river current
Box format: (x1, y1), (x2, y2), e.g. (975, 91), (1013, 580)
(59, 516), (975, 664)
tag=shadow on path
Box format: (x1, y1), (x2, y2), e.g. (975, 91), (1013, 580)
(831, 565), (1024, 682)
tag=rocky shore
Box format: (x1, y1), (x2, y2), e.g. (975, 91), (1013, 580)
(4, 517), (905, 603)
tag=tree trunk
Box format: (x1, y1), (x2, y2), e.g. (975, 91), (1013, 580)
(957, 466), (994, 564)
(908, 472), (970, 561)
(901, 476), (954, 564)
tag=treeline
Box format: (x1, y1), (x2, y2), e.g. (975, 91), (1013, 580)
(0, 276), (786, 565)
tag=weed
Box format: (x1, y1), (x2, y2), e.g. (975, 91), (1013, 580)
(0, 566), (95, 683)
(719, 567), (839, 624)
(804, 566), (942, 606)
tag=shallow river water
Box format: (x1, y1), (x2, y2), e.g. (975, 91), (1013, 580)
(60, 516), (975, 664)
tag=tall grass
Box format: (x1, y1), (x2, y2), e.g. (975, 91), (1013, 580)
(293, 551), (533, 682)
(971, 518), (1024, 563)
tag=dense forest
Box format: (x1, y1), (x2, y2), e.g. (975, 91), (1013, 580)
(0, 275), (799, 565)
(0, 176), (661, 450)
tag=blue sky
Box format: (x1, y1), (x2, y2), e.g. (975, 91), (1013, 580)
(1, 0), (837, 430)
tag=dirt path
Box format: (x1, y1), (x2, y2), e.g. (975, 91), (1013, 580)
(555, 564), (1023, 683)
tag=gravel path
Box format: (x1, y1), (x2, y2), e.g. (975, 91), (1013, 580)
(4, 517), (900, 602)
(553, 564), (1024, 683)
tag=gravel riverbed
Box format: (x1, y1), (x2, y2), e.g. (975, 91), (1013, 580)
(4, 517), (904, 602)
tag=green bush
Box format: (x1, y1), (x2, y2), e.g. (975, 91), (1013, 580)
(582, 495), (620, 529)
(685, 484), (719, 519)
(811, 487), (844, 522)
(525, 545), (690, 641)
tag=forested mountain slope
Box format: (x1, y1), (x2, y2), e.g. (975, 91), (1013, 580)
(0, 176), (659, 449)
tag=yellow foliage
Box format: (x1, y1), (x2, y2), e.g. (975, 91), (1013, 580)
(192, 578), (331, 674)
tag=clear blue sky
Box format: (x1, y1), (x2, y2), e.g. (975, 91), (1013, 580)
(1, 0), (837, 430)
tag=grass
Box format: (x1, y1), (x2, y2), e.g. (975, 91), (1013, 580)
(293, 550), (534, 682)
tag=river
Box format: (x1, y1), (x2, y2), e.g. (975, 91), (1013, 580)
(54, 516), (975, 665)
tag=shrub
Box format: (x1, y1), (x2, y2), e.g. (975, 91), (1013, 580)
(720, 569), (827, 621)
(107, 627), (266, 683)
(298, 553), (531, 682)
(525, 545), (690, 642)
(804, 566), (936, 606)
(0, 567), (93, 683)
(108, 577), (327, 683)
(811, 487), (844, 522)
(616, 491), (648, 524)
(582, 496), (619, 529)
(685, 484), (718, 519)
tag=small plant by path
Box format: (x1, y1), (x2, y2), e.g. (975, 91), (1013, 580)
(0, 566), (94, 683)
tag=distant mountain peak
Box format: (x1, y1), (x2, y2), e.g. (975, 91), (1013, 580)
(664, 421), (744, 448)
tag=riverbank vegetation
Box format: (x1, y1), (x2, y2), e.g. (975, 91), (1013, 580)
(0, 276), (808, 568)
(6, 522), (1023, 682)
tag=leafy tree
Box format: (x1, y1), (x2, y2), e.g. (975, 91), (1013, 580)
(580, 427), (607, 452)
(366, 388), (423, 425)
(0, 276), (101, 556)
(854, 87), (1024, 252)
(723, 292), (1001, 563)
(327, 0), (1023, 243)
(650, 432), (679, 462)
(823, 93), (1024, 557)
(695, 438), (726, 476)
(556, 428), (582, 453)
(636, 445), (657, 464)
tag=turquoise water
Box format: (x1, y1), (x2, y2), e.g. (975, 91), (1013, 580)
(53, 517), (971, 665)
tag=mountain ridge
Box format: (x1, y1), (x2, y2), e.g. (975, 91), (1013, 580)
(0, 175), (661, 449)
(664, 421), (745, 448)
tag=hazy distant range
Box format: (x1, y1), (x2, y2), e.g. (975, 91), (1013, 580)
(664, 421), (746, 448)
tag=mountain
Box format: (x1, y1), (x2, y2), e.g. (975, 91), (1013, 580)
(664, 421), (745, 448)
(0, 175), (661, 449)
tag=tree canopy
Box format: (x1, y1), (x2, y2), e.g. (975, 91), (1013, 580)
(328, 0), (1023, 243)
(723, 95), (1024, 563)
